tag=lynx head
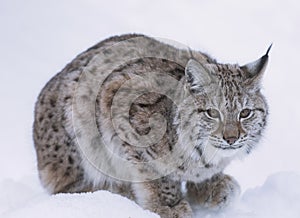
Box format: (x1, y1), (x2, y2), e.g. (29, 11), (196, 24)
(181, 46), (271, 164)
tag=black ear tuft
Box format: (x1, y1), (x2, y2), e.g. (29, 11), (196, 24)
(265, 43), (273, 56)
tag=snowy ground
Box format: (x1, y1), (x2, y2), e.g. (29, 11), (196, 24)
(1, 0), (300, 217)
(1, 172), (300, 218)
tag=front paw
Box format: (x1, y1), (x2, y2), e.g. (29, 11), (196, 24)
(154, 200), (193, 218)
(186, 173), (241, 210)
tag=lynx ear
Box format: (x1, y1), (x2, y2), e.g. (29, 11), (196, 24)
(185, 59), (214, 92)
(241, 44), (272, 85)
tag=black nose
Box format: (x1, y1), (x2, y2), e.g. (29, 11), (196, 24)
(223, 136), (238, 145)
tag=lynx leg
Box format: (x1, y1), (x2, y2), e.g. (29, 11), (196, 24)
(132, 178), (192, 218)
(186, 173), (240, 210)
(38, 161), (93, 194)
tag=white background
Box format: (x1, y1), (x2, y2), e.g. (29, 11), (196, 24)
(1, 0), (300, 217)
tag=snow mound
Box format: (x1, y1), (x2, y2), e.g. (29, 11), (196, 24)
(0, 178), (158, 218)
(240, 172), (300, 218)
(1, 172), (299, 218)
(195, 171), (300, 218)
(3, 191), (158, 218)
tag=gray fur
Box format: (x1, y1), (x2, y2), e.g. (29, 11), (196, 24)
(33, 34), (269, 217)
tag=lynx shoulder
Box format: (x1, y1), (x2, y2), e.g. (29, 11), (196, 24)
(33, 34), (270, 217)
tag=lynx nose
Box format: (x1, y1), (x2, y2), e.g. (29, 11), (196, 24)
(223, 123), (240, 145)
(223, 136), (238, 145)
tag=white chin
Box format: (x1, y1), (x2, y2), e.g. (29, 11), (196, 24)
(202, 143), (240, 165)
(219, 148), (240, 157)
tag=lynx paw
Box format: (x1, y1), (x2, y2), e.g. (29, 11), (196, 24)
(155, 200), (193, 218)
(187, 173), (240, 210)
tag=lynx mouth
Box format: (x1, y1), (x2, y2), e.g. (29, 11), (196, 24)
(212, 144), (244, 150)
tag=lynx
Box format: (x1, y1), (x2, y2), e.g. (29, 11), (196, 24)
(33, 34), (270, 217)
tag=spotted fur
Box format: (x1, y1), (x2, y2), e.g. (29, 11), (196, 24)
(33, 34), (269, 217)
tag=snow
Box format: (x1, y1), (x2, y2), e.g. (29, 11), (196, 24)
(1, 0), (300, 217)
(0, 177), (159, 218)
(195, 172), (300, 218)
(1, 172), (300, 218)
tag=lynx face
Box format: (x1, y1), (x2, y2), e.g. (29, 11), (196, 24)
(183, 49), (270, 162)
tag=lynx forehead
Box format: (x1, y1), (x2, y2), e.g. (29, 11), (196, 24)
(33, 34), (270, 218)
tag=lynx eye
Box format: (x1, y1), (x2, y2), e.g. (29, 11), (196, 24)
(206, 109), (220, 119)
(239, 108), (252, 119)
